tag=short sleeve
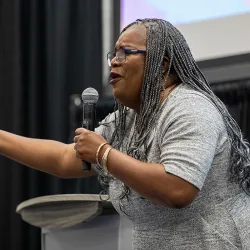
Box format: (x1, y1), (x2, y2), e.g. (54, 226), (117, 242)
(160, 94), (224, 190)
(94, 111), (117, 142)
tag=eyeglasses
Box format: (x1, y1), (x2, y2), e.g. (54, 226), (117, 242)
(107, 48), (146, 66)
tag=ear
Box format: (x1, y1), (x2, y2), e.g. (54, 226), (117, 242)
(162, 56), (169, 75)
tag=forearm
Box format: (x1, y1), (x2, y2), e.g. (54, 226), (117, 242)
(103, 147), (198, 208)
(0, 130), (89, 178)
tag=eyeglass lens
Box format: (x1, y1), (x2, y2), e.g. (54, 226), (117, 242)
(107, 50), (125, 66)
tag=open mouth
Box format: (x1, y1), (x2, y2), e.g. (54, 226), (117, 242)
(110, 72), (122, 84)
(110, 72), (122, 79)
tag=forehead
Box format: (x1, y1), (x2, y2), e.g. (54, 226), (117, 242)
(115, 25), (146, 49)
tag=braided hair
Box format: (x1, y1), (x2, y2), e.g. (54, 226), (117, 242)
(99, 18), (250, 196)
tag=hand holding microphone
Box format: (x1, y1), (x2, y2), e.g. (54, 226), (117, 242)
(74, 87), (108, 171)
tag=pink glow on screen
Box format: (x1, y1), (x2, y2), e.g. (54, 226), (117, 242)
(120, 0), (166, 29)
(121, 0), (250, 30)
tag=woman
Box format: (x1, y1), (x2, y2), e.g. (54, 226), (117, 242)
(1, 18), (250, 249)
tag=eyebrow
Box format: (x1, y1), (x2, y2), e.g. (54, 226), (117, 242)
(114, 44), (136, 51)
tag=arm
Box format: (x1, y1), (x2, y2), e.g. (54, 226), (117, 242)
(75, 95), (222, 208)
(75, 128), (199, 208)
(0, 130), (96, 178)
(103, 96), (221, 208)
(101, 147), (199, 208)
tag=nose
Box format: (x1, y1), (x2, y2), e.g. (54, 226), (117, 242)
(110, 56), (122, 68)
(110, 56), (116, 67)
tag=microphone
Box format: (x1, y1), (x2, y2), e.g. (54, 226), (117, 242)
(81, 87), (99, 171)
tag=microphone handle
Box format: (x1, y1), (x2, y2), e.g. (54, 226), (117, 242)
(82, 161), (91, 171)
(81, 118), (92, 171)
(82, 103), (96, 171)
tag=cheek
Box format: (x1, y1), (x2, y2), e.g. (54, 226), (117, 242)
(126, 63), (144, 85)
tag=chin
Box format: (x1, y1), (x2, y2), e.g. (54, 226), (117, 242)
(112, 88), (123, 103)
(113, 94), (136, 110)
(113, 91), (123, 104)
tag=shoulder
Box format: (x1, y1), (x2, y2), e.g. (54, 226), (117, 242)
(95, 108), (135, 140)
(159, 83), (226, 132)
(94, 111), (118, 138)
(158, 84), (228, 189)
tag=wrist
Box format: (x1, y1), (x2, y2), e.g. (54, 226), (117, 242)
(102, 146), (113, 173)
(98, 144), (110, 164)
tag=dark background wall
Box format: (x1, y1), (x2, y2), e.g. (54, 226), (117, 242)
(0, 0), (250, 250)
(0, 1), (104, 249)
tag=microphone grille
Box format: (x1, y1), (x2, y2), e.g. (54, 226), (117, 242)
(81, 87), (99, 104)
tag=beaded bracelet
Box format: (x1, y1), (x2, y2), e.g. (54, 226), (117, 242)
(102, 146), (113, 173)
(95, 142), (108, 167)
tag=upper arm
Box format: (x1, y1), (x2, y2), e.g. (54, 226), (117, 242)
(160, 94), (223, 191)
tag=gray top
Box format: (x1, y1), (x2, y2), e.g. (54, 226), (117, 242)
(94, 83), (250, 250)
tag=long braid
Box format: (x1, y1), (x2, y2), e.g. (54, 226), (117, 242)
(99, 18), (250, 196)
(159, 19), (250, 194)
(126, 19), (171, 160)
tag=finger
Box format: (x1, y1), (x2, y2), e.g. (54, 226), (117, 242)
(74, 145), (83, 159)
(73, 135), (80, 143)
(73, 143), (77, 152)
(75, 152), (82, 159)
(75, 128), (86, 135)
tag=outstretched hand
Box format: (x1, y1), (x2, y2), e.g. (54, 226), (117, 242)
(74, 128), (108, 163)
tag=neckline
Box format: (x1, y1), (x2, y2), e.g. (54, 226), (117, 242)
(160, 82), (182, 108)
